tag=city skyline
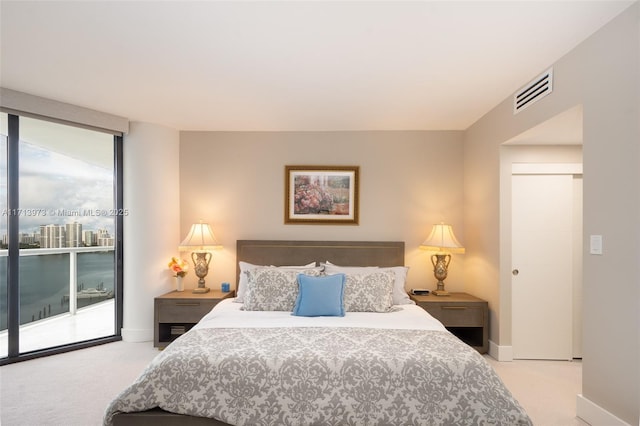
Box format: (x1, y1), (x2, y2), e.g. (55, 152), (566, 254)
(1, 221), (114, 248)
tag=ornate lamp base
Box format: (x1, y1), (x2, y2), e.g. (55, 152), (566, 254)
(431, 254), (452, 296)
(191, 251), (212, 294)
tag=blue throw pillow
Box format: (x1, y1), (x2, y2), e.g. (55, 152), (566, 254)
(292, 273), (346, 317)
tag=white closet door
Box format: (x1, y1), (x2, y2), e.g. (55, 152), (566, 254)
(512, 174), (573, 360)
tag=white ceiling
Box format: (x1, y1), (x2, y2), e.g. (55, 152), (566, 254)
(0, 1), (635, 131)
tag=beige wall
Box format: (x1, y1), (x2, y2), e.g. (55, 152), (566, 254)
(464, 4), (639, 424)
(179, 130), (464, 294)
(123, 122), (180, 341)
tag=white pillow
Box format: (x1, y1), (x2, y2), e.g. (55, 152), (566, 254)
(323, 261), (413, 305)
(235, 261), (260, 303)
(380, 266), (414, 305)
(235, 261), (316, 303)
(322, 262), (378, 275)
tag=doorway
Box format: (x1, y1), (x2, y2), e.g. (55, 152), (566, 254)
(499, 105), (584, 361)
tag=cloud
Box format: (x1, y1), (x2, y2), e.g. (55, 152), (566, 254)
(1, 140), (115, 236)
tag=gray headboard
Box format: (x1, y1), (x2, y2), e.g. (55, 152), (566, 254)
(236, 240), (404, 284)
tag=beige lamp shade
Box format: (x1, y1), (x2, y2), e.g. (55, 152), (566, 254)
(420, 223), (465, 254)
(179, 222), (222, 251)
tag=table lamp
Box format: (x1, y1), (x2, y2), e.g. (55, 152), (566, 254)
(420, 223), (465, 296)
(179, 221), (222, 293)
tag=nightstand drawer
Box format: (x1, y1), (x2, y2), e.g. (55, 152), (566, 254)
(422, 303), (484, 327)
(154, 290), (235, 348)
(410, 292), (488, 353)
(156, 299), (216, 323)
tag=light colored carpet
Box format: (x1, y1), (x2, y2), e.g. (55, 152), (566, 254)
(486, 356), (588, 426)
(0, 341), (159, 426)
(0, 341), (586, 426)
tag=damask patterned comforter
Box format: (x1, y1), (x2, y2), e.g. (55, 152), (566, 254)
(104, 324), (532, 425)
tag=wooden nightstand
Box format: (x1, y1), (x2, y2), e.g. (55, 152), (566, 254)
(410, 292), (488, 354)
(154, 289), (235, 348)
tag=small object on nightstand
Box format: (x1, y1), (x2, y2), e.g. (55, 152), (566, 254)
(221, 282), (230, 292)
(411, 289), (430, 295)
(170, 325), (186, 336)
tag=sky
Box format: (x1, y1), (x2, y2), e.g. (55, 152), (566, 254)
(0, 138), (115, 237)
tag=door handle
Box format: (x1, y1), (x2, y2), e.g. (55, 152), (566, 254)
(512, 269), (519, 276)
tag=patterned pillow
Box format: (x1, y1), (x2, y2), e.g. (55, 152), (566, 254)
(323, 261), (413, 305)
(343, 270), (397, 313)
(235, 262), (317, 303)
(242, 267), (321, 311)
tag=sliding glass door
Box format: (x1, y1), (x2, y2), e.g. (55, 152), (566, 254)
(0, 113), (122, 362)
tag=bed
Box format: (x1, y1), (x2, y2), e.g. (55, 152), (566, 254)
(105, 240), (532, 426)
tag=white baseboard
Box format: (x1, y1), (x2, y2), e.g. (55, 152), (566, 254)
(121, 327), (153, 342)
(576, 394), (632, 426)
(488, 340), (513, 361)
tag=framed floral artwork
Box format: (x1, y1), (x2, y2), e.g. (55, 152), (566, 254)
(285, 165), (359, 225)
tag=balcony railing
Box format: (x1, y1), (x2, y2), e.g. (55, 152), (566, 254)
(1, 246), (116, 356)
(1, 245), (114, 323)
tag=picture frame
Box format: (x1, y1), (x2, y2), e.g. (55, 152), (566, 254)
(285, 165), (359, 225)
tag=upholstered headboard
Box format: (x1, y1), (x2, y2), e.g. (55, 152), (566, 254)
(236, 240), (404, 284)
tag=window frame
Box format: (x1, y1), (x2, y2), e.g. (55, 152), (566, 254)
(0, 113), (124, 365)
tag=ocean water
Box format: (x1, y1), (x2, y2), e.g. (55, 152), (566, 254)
(0, 251), (114, 329)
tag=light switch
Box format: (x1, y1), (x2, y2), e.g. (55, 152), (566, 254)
(590, 235), (603, 255)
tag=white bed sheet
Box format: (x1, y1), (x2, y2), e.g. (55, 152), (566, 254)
(194, 297), (447, 332)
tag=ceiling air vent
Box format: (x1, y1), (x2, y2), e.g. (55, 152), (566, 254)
(514, 68), (553, 114)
